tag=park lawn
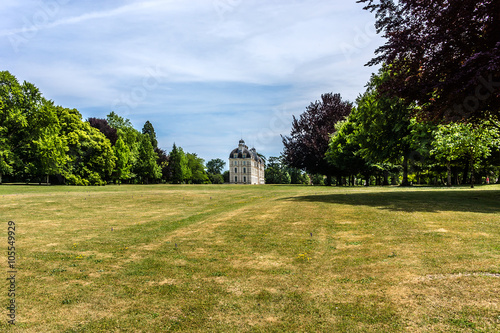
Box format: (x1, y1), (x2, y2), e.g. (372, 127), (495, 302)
(0, 184), (499, 332)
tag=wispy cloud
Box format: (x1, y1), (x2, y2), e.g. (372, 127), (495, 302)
(1, 0), (382, 163)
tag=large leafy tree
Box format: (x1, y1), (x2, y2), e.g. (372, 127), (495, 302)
(1, 76), (67, 183)
(358, 0), (500, 121)
(0, 71), (25, 183)
(186, 153), (210, 184)
(326, 119), (375, 186)
(206, 158), (226, 175)
(281, 93), (352, 184)
(430, 124), (467, 187)
(206, 158), (225, 184)
(431, 121), (500, 188)
(352, 70), (415, 185)
(57, 107), (116, 185)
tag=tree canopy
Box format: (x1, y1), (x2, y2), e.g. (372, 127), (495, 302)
(358, 0), (500, 121)
(281, 93), (352, 183)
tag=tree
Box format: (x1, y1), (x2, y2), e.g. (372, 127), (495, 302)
(32, 123), (67, 184)
(107, 111), (133, 129)
(351, 70), (415, 186)
(223, 170), (230, 183)
(358, 0), (500, 121)
(265, 156), (291, 184)
(431, 121), (499, 188)
(0, 71), (25, 183)
(326, 119), (375, 186)
(57, 107), (116, 185)
(168, 143), (189, 184)
(206, 158), (226, 174)
(142, 120), (158, 149)
(113, 136), (131, 183)
(187, 153), (210, 184)
(208, 173), (224, 184)
(430, 124), (466, 187)
(107, 112), (141, 181)
(88, 118), (118, 146)
(286, 167), (310, 185)
(134, 134), (161, 184)
(281, 93), (352, 184)
(155, 147), (169, 181)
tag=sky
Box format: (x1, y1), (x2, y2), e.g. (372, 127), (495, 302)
(0, 0), (383, 167)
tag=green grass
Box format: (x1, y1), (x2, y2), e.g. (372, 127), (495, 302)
(0, 184), (499, 332)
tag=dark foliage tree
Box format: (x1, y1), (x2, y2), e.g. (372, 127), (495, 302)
(281, 93), (352, 184)
(208, 173), (224, 184)
(222, 170), (230, 183)
(88, 117), (118, 145)
(358, 0), (500, 121)
(155, 147), (169, 181)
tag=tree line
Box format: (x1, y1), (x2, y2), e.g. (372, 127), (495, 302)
(281, 1), (500, 188)
(0, 71), (228, 185)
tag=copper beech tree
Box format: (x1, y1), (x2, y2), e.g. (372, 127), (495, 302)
(281, 93), (352, 184)
(358, 0), (500, 121)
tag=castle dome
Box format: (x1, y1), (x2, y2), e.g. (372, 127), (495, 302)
(229, 139), (258, 159)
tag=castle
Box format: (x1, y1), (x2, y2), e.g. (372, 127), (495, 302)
(229, 139), (265, 184)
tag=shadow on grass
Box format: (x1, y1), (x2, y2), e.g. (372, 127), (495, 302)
(281, 188), (500, 214)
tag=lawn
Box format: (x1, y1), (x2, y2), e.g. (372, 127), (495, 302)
(0, 184), (499, 332)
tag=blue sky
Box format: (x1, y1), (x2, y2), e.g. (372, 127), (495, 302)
(0, 0), (382, 166)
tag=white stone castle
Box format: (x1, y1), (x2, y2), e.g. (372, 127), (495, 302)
(229, 139), (265, 184)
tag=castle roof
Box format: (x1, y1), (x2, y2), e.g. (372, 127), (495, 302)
(229, 140), (264, 163)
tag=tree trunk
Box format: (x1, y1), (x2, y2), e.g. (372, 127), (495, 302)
(452, 167), (459, 185)
(462, 162), (469, 185)
(401, 154), (409, 186)
(446, 161), (452, 187)
(383, 170), (389, 185)
(0, 172), (2, 185)
(46, 174), (49, 185)
(470, 159), (475, 188)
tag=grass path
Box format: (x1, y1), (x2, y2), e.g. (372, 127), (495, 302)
(0, 184), (499, 332)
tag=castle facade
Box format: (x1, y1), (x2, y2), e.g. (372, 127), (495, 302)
(229, 139), (265, 184)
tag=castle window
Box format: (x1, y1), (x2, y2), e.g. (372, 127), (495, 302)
(234, 168), (237, 173)
(235, 176), (237, 183)
(243, 168), (246, 174)
(244, 176), (247, 183)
